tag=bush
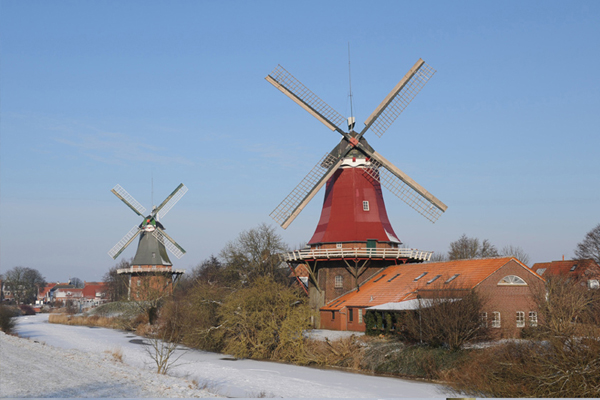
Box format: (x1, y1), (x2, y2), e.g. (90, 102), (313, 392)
(218, 276), (313, 361)
(19, 304), (36, 315)
(0, 306), (17, 333)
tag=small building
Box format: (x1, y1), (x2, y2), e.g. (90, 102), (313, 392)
(531, 259), (600, 289)
(319, 257), (545, 338)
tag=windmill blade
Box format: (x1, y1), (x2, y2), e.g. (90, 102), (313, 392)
(156, 183), (188, 220)
(363, 151), (447, 222)
(108, 225), (142, 259)
(362, 59), (436, 138)
(270, 153), (344, 229)
(266, 65), (347, 132)
(111, 184), (146, 217)
(152, 227), (186, 259)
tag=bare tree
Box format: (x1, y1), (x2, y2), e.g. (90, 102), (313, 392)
(4, 266), (46, 304)
(70, 277), (84, 288)
(448, 234), (498, 260)
(219, 223), (290, 284)
(500, 245), (531, 266)
(103, 259), (131, 302)
(574, 223), (600, 265)
(404, 287), (489, 350)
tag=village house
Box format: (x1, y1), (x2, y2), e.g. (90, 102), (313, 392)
(531, 258), (600, 289)
(319, 257), (545, 338)
(37, 281), (107, 308)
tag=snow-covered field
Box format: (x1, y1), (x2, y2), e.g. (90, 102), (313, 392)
(3, 314), (451, 398)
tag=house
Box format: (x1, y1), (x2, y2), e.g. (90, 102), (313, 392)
(320, 257), (545, 338)
(37, 281), (108, 308)
(531, 259), (600, 289)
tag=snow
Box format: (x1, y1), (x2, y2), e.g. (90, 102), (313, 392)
(4, 314), (452, 398)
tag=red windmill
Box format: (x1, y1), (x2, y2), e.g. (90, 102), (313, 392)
(266, 59), (448, 313)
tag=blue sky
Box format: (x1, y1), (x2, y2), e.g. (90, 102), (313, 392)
(1, 0), (599, 282)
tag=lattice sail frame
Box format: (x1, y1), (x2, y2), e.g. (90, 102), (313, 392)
(152, 228), (186, 259)
(368, 62), (436, 138)
(157, 184), (188, 220)
(270, 153), (340, 227)
(108, 225), (141, 259)
(268, 65), (347, 130)
(362, 160), (444, 223)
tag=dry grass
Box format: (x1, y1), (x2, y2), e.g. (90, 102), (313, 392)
(104, 347), (124, 363)
(48, 313), (118, 328)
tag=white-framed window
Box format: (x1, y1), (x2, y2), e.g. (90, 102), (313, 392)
(137, 280), (141, 287)
(529, 311), (538, 327)
(492, 311), (501, 328)
(480, 312), (488, 327)
(335, 275), (343, 288)
(358, 309), (363, 324)
(336, 243), (343, 249)
(498, 275), (527, 286)
(516, 311), (525, 328)
(363, 201), (370, 211)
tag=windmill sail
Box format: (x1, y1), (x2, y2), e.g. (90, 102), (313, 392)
(156, 183), (188, 220)
(153, 228), (186, 259)
(111, 184), (146, 216)
(363, 152), (447, 222)
(270, 153), (343, 229)
(363, 59), (436, 138)
(108, 225), (141, 259)
(266, 65), (346, 132)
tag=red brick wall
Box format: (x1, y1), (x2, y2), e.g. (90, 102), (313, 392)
(477, 260), (545, 338)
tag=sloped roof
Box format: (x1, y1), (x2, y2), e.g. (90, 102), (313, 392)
(82, 282), (107, 298)
(531, 259), (600, 278)
(321, 257), (542, 311)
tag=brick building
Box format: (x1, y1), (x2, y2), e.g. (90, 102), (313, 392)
(319, 257), (545, 338)
(531, 258), (600, 289)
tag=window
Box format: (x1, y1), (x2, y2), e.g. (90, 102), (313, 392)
(358, 309), (363, 324)
(348, 308), (354, 322)
(445, 274), (460, 284)
(363, 201), (370, 211)
(570, 264), (577, 271)
(498, 275), (527, 285)
(414, 272), (428, 281)
(516, 311), (525, 328)
(535, 268), (546, 275)
(529, 311), (538, 327)
(480, 312), (488, 327)
(331, 311), (335, 320)
(335, 275), (343, 288)
(427, 275), (442, 284)
(373, 274), (386, 283)
(336, 243), (343, 249)
(492, 311), (501, 328)
(387, 273), (400, 282)
(136, 280), (141, 287)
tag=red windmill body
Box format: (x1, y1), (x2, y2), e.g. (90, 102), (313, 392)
(266, 59), (447, 320)
(308, 160), (400, 245)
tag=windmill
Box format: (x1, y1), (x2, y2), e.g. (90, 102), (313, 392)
(267, 58), (447, 245)
(108, 183), (188, 264)
(266, 59), (447, 310)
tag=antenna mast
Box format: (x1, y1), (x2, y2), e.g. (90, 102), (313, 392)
(347, 43), (355, 131)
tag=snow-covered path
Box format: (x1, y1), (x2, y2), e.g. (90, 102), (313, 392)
(10, 314), (451, 398)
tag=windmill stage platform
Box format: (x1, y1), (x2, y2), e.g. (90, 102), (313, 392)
(283, 247), (432, 263)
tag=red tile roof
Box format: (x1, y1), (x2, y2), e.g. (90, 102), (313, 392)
(531, 259), (600, 279)
(321, 257), (543, 311)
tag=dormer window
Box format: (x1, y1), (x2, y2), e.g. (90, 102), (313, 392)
(445, 274), (460, 284)
(427, 275), (442, 284)
(363, 201), (370, 211)
(414, 272), (428, 281)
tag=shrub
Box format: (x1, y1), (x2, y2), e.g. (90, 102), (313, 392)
(0, 306), (17, 334)
(19, 304), (36, 315)
(218, 276), (313, 361)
